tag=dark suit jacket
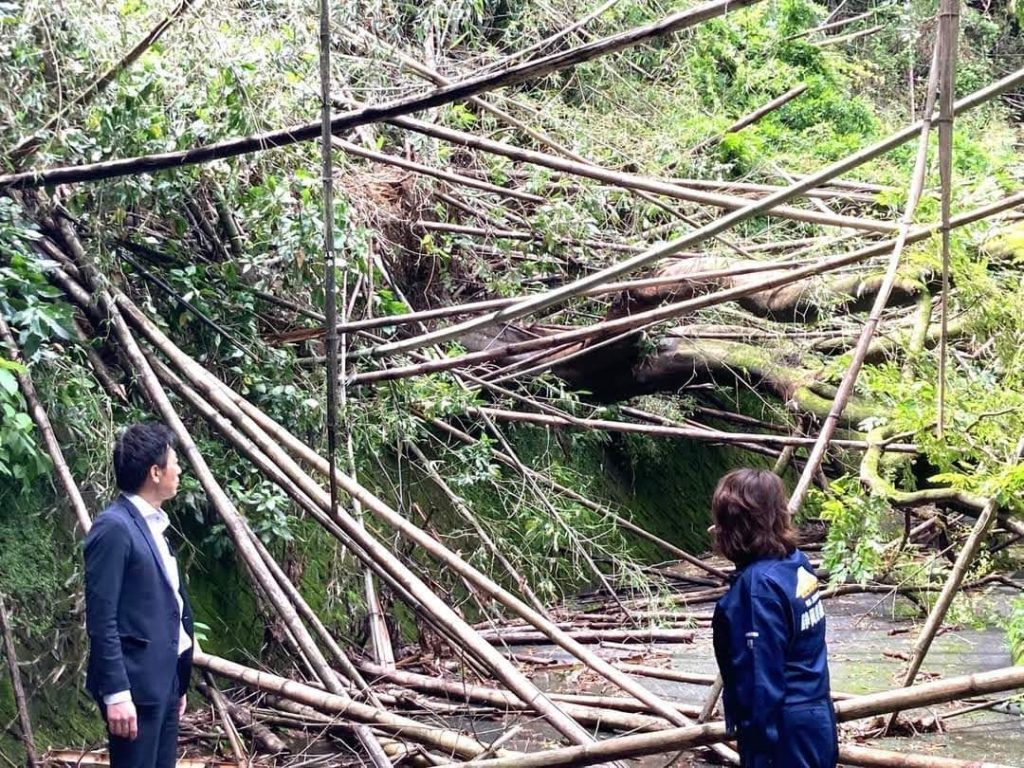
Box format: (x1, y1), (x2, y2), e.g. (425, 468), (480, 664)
(84, 495), (194, 706)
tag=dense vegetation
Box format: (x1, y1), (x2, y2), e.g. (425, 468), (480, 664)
(1, 0), (1023, 758)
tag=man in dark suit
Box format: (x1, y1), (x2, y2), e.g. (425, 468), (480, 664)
(84, 423), (194, 768)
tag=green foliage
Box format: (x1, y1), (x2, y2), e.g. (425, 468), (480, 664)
(808, 477), (887, 584)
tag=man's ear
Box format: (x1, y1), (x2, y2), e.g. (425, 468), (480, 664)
(149, 464), (162, 485)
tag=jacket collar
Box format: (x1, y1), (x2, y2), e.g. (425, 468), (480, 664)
(118, 494), (176, 595)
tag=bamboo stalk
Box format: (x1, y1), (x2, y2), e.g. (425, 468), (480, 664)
(0, 315), (92, 534)
(786, 10), (875, 39)
(198, 673), (247, 767)
(416, 220), (645, 253)
(0, 591), (39, 768)
(73, 319), (128, 403)
(357, 662), (674, 733)
(196, 679), (288, 755)
(936, 0), (960, 437)
(0, 0), (764, 189)
(838, 744), (1017, 768)
(481, 0), (623, 72)
(813, 24), (885, 47)
(321, 23), (399, 755)
(349, 192), (1024, 384)
(474, 627), (695, 645)
(690, 84), (808, 153)
(365, 68), (1024, 359)
(472, 406), (917, 452)
(285, 257), (814, 341)
(667, 177), (877, 202)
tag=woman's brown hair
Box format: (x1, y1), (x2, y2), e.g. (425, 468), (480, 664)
(711, 469), (798, 565)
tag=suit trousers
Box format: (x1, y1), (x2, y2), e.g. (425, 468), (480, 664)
(105, 674), (179, 768)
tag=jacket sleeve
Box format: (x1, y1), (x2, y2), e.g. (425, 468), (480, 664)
(733, 579), (791, 754)
(84, 515), (132, 698)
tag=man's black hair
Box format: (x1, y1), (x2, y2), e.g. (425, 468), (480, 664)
(113, 423), (177, 493)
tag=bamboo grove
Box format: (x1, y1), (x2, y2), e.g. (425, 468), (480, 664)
(1, 0), (1024, 765)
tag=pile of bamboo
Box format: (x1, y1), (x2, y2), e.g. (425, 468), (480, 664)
(1, 0), (1023, 765)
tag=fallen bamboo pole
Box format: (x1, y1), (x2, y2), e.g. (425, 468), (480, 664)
(367, 67), (1024, 359)
(357, 662), (674, 733)
(7, 0), (202, 165)
(470, 406), (917, 452)
(196, 679), (288, 755)
(474, 627), (695, 645)
(0, 591), (39, 768)
(287, 257), (815, 341)
(480, 0), (623, 72)
(438, 665), (1024, 768)
(416, 220), (644, 253)
(838, 744), (1016, 768)
(194, 652), (496, 759)
(0, 0), (764, 189)
(690, 84), (808, 153)
(197, 673), (247, 766)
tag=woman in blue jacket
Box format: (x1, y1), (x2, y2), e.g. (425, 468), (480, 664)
(711, 469), (838, 768)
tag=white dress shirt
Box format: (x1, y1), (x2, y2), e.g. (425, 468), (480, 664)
(103, 495), (191, 705)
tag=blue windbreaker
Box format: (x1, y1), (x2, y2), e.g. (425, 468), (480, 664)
(712, 548), (838, 767)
